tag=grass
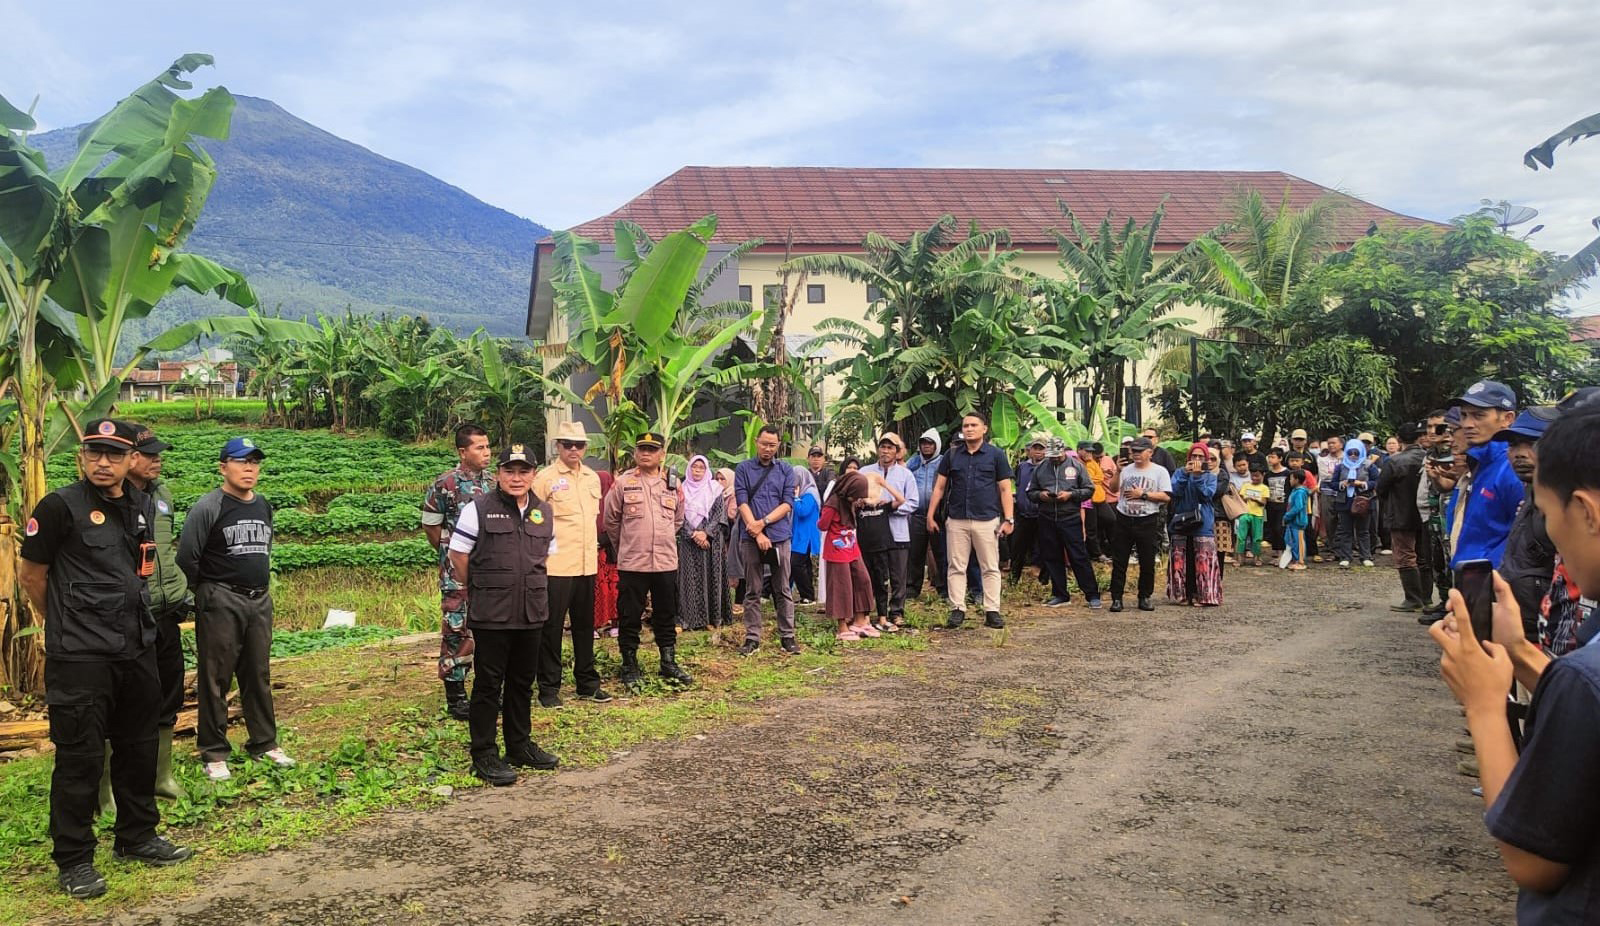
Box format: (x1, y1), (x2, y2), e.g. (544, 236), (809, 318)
(272, 567), (440, 632)
(0, 608), (940, 924)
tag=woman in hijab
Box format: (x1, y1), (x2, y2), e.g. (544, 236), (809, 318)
(790, 464), (822, 604)
(677, 455), (733, 630)
(1333, 436), (1379, 567)
(1168, 442), (1222, 606)
(818, 470), (880, 641)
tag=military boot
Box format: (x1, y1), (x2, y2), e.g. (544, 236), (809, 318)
(658, 646), (693, 687)
(619, 648), (644, 693)
(154, 726), (184, 801)
(443, 680), (471, 721)
(97, 745), (115, 818)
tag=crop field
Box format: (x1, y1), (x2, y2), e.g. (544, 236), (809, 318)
(47, 416), (456, 631)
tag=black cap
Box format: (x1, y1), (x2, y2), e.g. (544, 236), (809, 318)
(635, 431), (665, 449)
(131, 425), (170, 454)
(81, 418), (139, 451)
(498, 443), (534, 467)
(807, 445), (825, 457)
(1555, 386), (1600, 418)
(1129, 437), (1154, 451)
(1076, 440), (1094, 452)
(1452, 380), (1517, 411)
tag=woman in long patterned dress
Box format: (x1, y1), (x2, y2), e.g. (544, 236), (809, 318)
(677, 455), (732, 630)
(1167, 442), (1223, 606)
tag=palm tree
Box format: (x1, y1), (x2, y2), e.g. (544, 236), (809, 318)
(1049, 201), (1201, 420)
(783, 216), (1028, 434)
(1148, 188), (1347, 438)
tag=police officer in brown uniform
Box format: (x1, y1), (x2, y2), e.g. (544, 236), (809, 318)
(18, 418), (193, 899)
(602, 432), (693, 692)
(447, 443), (561, 786)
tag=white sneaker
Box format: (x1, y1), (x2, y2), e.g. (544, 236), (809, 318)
(259, 747), (296, 768)
(1338, 560), (1351, 568)
(1361, 559), (1375, 568)
(204, 760), (231, 781)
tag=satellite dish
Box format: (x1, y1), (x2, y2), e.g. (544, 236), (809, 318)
(1477, 199), (1539, 231)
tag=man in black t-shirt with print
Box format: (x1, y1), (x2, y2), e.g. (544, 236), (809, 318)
(178, 436), (294, 782)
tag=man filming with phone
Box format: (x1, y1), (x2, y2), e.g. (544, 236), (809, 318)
(1429, 402), (1600, 922)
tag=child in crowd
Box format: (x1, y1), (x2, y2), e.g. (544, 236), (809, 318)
(1286, 451), (1320, 561)
(1264, 449), (1289, 555)
(1282, 468), (1310, 571)
(1237, 467), (1270, 566)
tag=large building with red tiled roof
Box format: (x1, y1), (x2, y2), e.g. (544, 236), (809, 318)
(527, 166), (1439, 439)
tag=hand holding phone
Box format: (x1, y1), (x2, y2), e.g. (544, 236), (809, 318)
(1456, 559), (1496, 645)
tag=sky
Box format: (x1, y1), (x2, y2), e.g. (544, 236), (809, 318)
(6, 1), (1600, 309)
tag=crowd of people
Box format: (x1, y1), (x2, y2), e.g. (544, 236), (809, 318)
(21, 375), (1600, 915)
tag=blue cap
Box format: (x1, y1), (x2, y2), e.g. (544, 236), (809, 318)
(219, 436), (265, 461)
(1492, 408), (1551, 443)
(1452, 380), (1517, 411)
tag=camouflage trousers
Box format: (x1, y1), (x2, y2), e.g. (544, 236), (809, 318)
(437, 587), (475, 682)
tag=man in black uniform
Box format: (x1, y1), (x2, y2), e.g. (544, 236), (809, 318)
(447, 443), (562, 786)
(18, 418), (193, 899)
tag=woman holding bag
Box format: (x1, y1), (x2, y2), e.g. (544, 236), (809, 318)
(1168, 443), (1222, 606)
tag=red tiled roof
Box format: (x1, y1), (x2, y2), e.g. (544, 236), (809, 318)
(125, 362), (238, 386)
(556, 166), (1439, 250)
(1574, 315), (1600, 342)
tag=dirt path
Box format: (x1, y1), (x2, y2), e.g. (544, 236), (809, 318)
(101, 565), (1513, 925)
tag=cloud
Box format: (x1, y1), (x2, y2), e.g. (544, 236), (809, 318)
(6, 0), (1599, 265)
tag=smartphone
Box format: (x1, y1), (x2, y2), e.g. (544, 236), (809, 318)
(1456, 558), (1495, 643)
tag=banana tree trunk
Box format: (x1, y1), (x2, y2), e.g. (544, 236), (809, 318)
(6, 327), (52, 694)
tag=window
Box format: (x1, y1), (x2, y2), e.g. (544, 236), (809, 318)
(1073, 387), (1093, 420)
(1123, 386), (1143, 426)
(866, 284), (883, 303)
(738, 284), (752, 303)
(762, 284), (785, 308)
(806, 284), (825, 304)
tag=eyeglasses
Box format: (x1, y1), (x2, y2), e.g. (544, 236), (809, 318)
(224, 457), (262, 466)
(81, 448), (128, 463)
(557, 441), (587, 450)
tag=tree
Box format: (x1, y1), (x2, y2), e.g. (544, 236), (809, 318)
(0, 55), (263, 692)
(1148, 189), (1348, 439)
(785, 216), (1026, 438)
(1286, 216), (1588, 420)
(1048, 201), (1201, 419)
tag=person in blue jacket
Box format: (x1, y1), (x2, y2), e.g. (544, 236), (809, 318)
(1445, 380), (1525, 571)
(1168, 442), (1221, 606)
(789, 465), (822, 604)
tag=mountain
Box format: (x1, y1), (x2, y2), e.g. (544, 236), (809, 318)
(30, 95), (546, 338)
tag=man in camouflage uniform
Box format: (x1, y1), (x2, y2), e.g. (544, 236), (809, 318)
(421, 424), (495, 719)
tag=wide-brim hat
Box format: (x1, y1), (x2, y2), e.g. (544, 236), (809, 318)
(554, 421), (589, 444)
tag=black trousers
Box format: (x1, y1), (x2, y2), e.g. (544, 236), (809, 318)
(907, 507), (947, 596)
(864, 545), (910, 617)
(618, 570), (677, 651)
(469, 628), (538, 761)
(1109, 513), (1162, 601)
(1264, 502), (1286, 552)
(1039, 516), (1101, 600)
(1094, 502), (1117, 558)
(194, 582), (278, 763)
(1008, 515), (1040, 581)
(155, 609), (186, 728)
(539, 575), (601, 699)
(791, 551), (816, 601)
(46, 653), (161, 868)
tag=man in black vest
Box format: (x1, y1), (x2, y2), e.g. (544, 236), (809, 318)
(18, 419), (193, 899)
(448, 443), (561, 786)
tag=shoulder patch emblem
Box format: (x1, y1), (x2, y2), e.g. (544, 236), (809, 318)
(530, 509), (545, 525)
(157, 499), (170, 514)
(24, 517), (38, 537)
(89, 510), (105, 525)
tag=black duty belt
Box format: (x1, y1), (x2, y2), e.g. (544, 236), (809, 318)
(218, 582), (269, 599)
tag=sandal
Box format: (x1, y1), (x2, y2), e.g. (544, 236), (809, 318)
(855, 625), (882, 638)
(879, 621), (901, 633)
(836, 631), (861, 642)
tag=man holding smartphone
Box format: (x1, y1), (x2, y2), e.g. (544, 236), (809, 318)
(1430, 405), (1600, 922)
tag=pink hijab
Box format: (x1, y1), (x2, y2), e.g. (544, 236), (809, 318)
(682, 455), (721, 527)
